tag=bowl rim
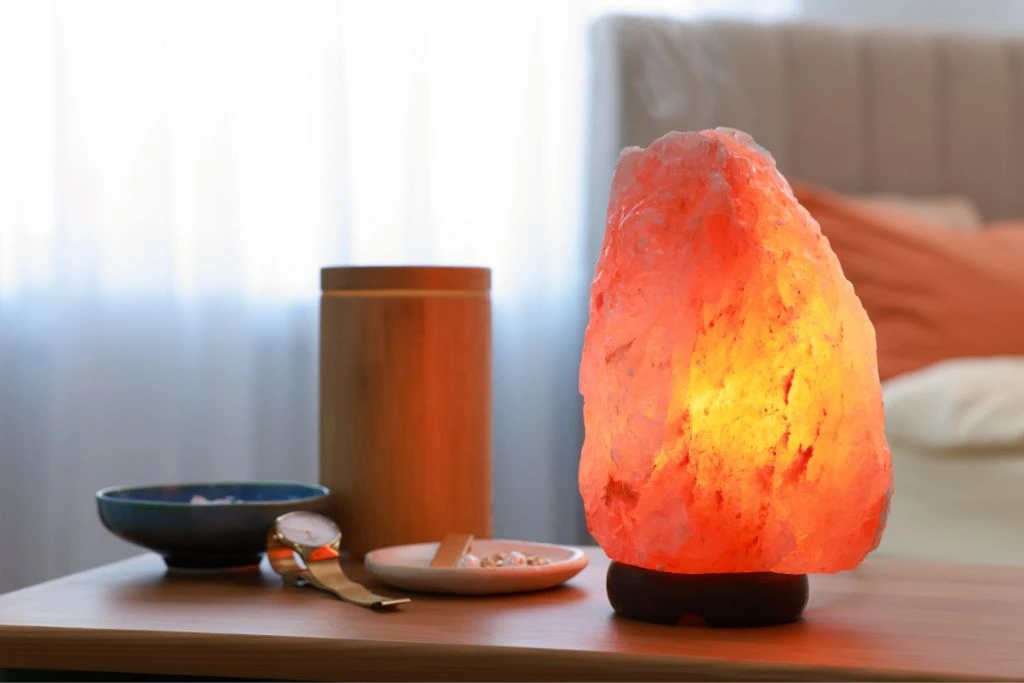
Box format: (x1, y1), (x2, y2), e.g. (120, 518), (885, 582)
(95, 480), (331, 508)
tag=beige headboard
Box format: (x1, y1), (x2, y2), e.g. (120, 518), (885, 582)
(584, 15), (1024, 262)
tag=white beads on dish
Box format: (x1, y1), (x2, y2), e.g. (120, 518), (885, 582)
(459, 549), (550, 568)
(503, 550), (528, 566)
(457, 553), (481, 568)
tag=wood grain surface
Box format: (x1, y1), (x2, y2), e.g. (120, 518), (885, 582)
(319, 266), (493, 557)
(1, 550), (1023, 681)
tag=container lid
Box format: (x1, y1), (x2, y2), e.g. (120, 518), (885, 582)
(321, 266), (491, 292)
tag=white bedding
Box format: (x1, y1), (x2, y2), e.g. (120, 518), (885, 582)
(874, 358), (1024, 566)
(874, 439), (1024, 565)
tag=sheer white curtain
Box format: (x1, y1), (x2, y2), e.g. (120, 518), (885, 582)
(0, 0), (794, 593)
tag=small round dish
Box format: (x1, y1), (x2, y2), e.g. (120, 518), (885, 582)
(96, 481), (330, 572)
(364, 539), (589, 595)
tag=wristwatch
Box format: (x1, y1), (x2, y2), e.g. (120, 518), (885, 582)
(266, 510), (410, 610)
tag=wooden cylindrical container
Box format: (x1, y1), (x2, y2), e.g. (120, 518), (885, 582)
(319, 266), (493, 556)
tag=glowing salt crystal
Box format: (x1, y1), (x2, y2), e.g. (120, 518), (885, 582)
(578, 128), (893, 575)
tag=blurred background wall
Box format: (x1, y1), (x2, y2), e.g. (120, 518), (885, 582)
(803, 0), (1024, 31)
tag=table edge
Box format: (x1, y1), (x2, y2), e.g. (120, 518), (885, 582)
(0, 625), (1006, 683)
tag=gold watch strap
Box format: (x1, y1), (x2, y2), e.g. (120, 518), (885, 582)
(305, 554), (410, 610)
(268, 530), (409, 610)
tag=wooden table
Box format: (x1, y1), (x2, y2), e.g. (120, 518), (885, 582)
(1, 549), (1023, 681)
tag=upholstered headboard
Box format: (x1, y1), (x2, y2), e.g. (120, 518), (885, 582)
(584, 15), (1024, 262)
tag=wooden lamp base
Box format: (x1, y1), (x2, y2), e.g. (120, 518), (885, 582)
(606, 561), (809, 628)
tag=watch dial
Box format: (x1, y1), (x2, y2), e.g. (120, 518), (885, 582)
(276, 511), (340, 547)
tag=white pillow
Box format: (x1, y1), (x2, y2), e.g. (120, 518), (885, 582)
(882, 357), (1024, 451)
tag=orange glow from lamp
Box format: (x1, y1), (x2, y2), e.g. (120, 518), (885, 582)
(578, 128), (893, 627)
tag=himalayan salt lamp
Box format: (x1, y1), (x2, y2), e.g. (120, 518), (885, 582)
(579, 128), (893, 627)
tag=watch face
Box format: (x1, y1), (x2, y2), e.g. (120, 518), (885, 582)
(276, 511), (340, 547)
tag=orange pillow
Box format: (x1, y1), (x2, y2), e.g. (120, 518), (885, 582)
(791, 182), (1024, 381)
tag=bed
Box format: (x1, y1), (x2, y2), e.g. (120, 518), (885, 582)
(585, 14), (1024, 565)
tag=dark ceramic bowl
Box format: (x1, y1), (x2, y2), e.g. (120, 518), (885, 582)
(96, 481), (331, 571)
